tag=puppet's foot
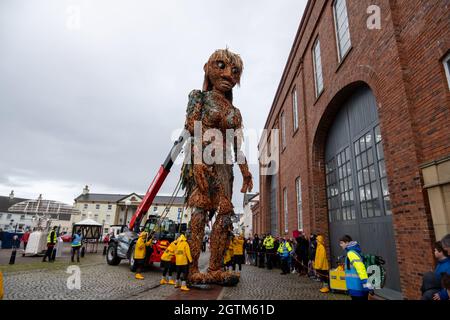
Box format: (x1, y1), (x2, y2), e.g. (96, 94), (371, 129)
(188, 270), (240, 286)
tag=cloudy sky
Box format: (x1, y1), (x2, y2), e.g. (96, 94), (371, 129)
(0, 0), (307, 209)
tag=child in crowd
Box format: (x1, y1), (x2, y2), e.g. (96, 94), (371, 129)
(421, 241), (450, 300)
(339, 235), (373, 300)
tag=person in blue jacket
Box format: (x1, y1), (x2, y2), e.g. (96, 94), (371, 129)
(339, 235), (373, 300)
(421, 241), (450, 300)
(71, 230), (83, 263)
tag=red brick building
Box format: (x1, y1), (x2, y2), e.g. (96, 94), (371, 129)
(257, 0), (450, 299)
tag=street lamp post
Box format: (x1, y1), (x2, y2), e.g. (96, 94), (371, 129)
(124, 200), (131, 226)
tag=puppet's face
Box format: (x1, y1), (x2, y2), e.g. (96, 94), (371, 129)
(204, 49), (243, 93)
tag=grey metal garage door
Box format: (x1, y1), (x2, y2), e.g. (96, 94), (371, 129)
(325, 85), (401, 295)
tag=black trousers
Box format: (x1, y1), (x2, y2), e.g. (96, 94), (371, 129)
(135, 259), (145, 273)
(43, 245), (55, 262)
(162, 261), (175, 277)
(266, 249), (275, 269)
(176, 265), (189, 281)
(232, 255), (244, 271)
(71, 246), (81, 262)
(316, 269), (329, 285)
(258, 252), (265, 268)
(280, 258), (290, 274)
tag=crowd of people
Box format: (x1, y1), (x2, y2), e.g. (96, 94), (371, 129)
(1, 226), (449, 300)
(241, 232), (336, 294)
(239, 231), (450, 300)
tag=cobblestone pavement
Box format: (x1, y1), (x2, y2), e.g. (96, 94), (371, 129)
(2, 258), (166, 300)
(220, 264), (348, 300)
(2, 248), (348, 300)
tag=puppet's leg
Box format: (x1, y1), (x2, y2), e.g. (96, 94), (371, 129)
(186, 186), (211, 284)
(208, 197), (233, 272)
(188, 208), (207, 276)
(205, 164), (239, 285)
(204, 195), (239, 285)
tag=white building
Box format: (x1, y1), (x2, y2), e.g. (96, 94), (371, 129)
(242, 193), (259, 238)
(0, 191), (30, 231)
(0, 191), (79, 233)
(71, 186), (191, 234)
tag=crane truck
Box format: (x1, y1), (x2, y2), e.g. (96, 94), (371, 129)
(106, 134), (187, 271)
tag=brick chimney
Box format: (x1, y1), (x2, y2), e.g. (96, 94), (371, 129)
(83, 185), (89, 195)
(9, 190), (14, 200)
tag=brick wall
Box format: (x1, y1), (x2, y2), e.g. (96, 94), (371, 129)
(258, 0), (449, 299)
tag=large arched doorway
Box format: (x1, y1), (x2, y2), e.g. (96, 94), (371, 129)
(325, 84), (401, 294)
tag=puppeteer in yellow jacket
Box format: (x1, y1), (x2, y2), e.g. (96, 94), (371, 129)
(161, 240), (178, 262)
(175, 234), (192, 266)
(314, 235), (329, 271)
(224, 241), (234, 267)
(314, 235), (330, 293)
(232, 235), (245, 256)
(134, 232), (152, 260)
(134, 232), (152, 280)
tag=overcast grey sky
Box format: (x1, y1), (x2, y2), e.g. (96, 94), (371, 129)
(0, 0), (307, 208)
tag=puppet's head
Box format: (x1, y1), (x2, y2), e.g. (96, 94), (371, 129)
(203, 49), (243, 102)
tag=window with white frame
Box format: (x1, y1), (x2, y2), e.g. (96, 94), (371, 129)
(83, 203), (88, 209)
(444, 52), (450, 90)
(281, 111), (286, 149)
(283, 187), (288, 234)
(108, 204), (112, 210)
(333, 0), (351, 61)
(313, 39), (324, 97)
(292, 88), (299, 131)
(95, 204), (100, 210)
(296, 177), (303, 231)
(94, 214), (98, 221)
(106, 214), (111, 223)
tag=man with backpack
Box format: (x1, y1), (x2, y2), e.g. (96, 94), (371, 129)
(339, 235), (373, 300)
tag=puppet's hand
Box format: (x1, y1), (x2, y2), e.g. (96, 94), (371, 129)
(240, 174), (253, 193)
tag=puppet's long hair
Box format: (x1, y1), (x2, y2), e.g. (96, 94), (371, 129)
(202, 49), (243, 103)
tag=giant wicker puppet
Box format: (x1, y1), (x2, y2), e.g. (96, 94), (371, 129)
(180, 49), (253, 285)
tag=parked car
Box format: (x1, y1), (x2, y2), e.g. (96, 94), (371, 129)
(61, 233), (72, 242)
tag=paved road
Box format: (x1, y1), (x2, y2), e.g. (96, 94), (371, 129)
(2, 248), (348, 300)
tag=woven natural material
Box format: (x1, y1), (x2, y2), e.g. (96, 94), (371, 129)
(180, 49), (253, 285)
